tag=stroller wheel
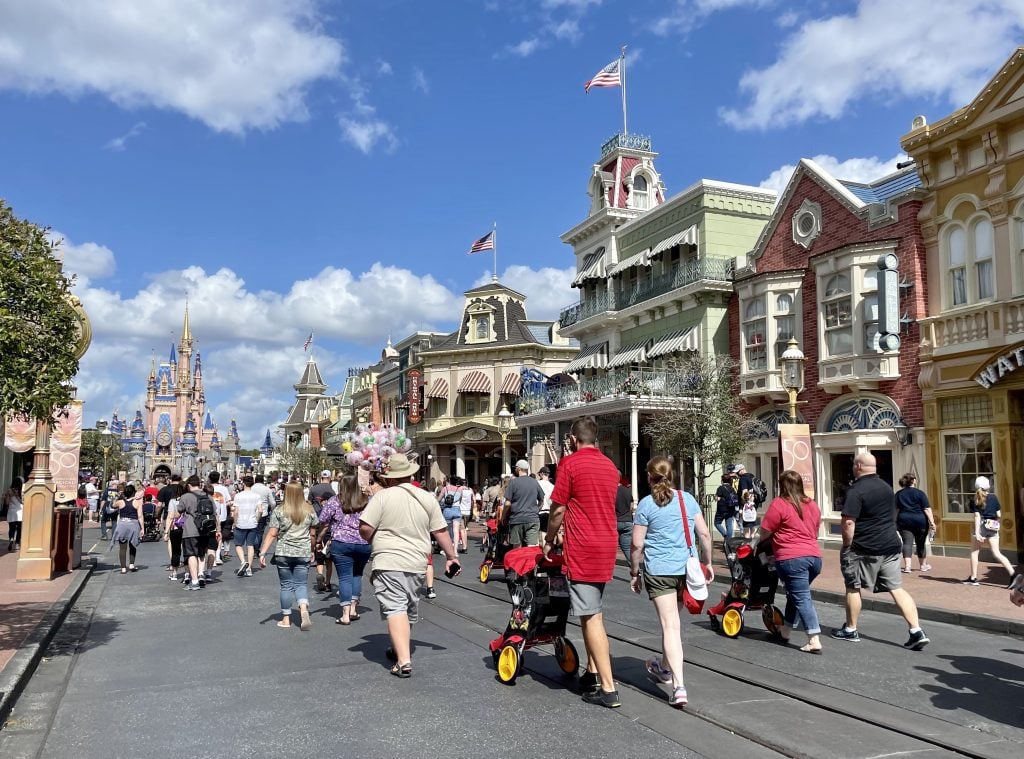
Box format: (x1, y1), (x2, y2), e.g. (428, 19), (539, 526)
(722, 607), (744, 638)
(479, 563), (490, 583)
(762, 604), (784, 635)
(497, 644), (520, 684)
(708, 613), (721, 634)
(554, 637), (579, 676)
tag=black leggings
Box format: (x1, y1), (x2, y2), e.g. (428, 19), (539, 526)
(899, 525), (928, 560)
(118, 541), (137, 569)
(169, 528), (183, 568)
(7, 521), (22, 544)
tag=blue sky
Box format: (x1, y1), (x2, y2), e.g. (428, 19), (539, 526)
(2, 0), (1021, 446)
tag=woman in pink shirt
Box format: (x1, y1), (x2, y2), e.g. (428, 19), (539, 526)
(759, 470), (823, 654)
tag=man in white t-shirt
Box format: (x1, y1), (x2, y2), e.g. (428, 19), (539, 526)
(231, 475), (263, 576)
(537, 466), (555, 542)
(208, 471), (233, 565)
(250, 474), (275, 557)
(85, 477), (99, 522)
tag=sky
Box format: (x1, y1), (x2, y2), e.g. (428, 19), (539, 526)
(2, 0), (1022, 447)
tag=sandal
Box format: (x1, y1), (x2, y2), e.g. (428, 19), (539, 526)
(276, 620), (291, 629)
(335, 617), (350, 625)
(390, 662), (412, 678)
(799, 644), (822, 655)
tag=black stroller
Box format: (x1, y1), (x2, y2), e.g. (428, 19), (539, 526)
(141, 503), (162, 542)
(707, 537), (784, 639)
(478, 518), (513, 583)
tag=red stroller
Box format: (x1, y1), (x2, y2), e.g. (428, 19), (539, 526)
(478, 519), (512, 583)
(707, 537), (784, 639)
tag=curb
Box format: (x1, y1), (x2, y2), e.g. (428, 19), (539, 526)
(0, 559), (94, 726)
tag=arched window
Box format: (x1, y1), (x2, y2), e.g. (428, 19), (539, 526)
(631, 175), (650, 210)
(475, 316), (488, 339)
(823, 273), (852, 357)
(774, 293), (795, 361)
(743, 297), (767, 370)
(945, 215), (995, 307)
(973, 218), (994, 300)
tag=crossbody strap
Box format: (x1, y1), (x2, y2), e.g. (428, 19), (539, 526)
(677, 490), (694, 551)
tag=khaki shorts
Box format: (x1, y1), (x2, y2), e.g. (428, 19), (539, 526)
(840, 549), (902, 593)
(643, 571), (685, 600)
(507, 522), (539, 547)
(372, 570), (425, 622)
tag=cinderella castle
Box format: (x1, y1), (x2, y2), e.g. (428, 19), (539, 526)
(108, 306), (239, 478)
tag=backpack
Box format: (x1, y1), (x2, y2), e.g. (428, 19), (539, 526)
(741, 501), (758, 523)
(193, 493), (218, 535)
(443, 488), (460, 507)
(751, 477), (768, 505)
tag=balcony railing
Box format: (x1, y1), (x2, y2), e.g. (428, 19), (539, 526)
(559, 258), (734, 328)
(600, 132), (652, 158)
(919, 299), (1024, 352)
(518, 368), (695, 416)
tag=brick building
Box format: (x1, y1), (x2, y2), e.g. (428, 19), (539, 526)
(731, 158), (928, 540)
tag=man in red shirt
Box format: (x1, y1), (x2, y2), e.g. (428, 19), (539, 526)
(543, 416), (620, 708)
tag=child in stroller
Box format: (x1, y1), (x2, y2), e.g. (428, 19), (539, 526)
(141, 496), (162, 542)
(707, 536), (783, 639)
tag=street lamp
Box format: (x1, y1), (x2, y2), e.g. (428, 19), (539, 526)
(780, 337), (806, 424)
(97, 419), (115, 487)
(496, 403), (514, 476)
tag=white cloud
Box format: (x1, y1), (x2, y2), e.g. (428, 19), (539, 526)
(49, 231), (117, 284)
(339, 115), (398, 154)
(508, 38), (543, 57)
(653, 0), (770, 36)
(413, 67), (430, 94)
(721, 0), (1024, 130)
(377, 60), (393, 76)
(103, 121), (146, 151)
(473, 265), (577, 321)
(758, 153), (908, 197)
(0, 0), (343, 133)
(541, 0), (601, 8)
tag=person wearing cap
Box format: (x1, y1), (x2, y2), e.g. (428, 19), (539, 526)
(965, 475), (1016, 586)
(628, 455), (712, 708)
(502, 460), (546, 548)
(359, 453), (460, 678)
(832, 452), (930, 650)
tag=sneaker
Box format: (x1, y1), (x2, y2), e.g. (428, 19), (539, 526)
(669, 686), (688, 707)
(830, 626), (860, 642)
(901, 567), (912, 573)
(187, 582), (201, 591)
(203, 571), (213, 581)
(578, 671), (599, 692)
(244, 567), (252, 577)
(581, 688), (621, 708)
(426, 587), (437, 599)
(168, 573), (178, 581)
(962, 577), (979, 586)
(198, 577), (206, 588)
(180, 575), (190, 585)
(236, 562), (249, 577)
(645, 659), (672, 684)
(920, 563), (932, 572)
(904, 629), (930, 651)
(213, 560), (224, 566)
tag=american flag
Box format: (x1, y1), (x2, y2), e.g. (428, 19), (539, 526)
(467, 231), (495, 254)
(585, 59), (621, 93)
(303, 332), (313, 351)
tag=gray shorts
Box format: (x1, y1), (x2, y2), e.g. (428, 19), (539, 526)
(507, 522), (540, 547)
(840, 549), (902, 593)
(568, 580), (605, 617)
(371, 570), (425, 622)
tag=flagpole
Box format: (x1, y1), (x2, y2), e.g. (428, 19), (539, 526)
(492, 222), (498, 282)
(620, 46), (628, 135)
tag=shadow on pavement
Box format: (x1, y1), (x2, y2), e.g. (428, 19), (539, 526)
(917, 651), (1024, 730)
(346, 633), (447, 667)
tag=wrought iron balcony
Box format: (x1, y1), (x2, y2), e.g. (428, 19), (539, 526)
(518, 368), (696, 415)
(600, 132), (653, 158)
(558, 258), (733, 328)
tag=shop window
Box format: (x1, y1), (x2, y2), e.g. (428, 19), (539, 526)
(743, 296), (767, 370)
(943, 432), (993, 514)
(940, 396), (993, 426)
(822, 273), (853, 357)
(479, 395), (490, 415)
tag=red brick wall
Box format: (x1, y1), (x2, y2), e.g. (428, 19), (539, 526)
(729, 172), (927, 429)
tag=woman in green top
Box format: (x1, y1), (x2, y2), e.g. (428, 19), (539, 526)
(259, 482), (319, 630)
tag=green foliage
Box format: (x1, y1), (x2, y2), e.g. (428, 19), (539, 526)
(274, 445), (333, 483)
(643, 353), (754, 502)
(0, 200), (80, 423)
(79, 429), (128, 480)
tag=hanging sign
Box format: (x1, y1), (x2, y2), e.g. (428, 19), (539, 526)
(778, 423), (814, 500)
(407, 369), (422, 424)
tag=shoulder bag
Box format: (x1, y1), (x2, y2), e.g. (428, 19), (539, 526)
(677, 491), (708, 614)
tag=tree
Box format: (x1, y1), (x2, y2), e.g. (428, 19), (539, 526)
(643, 353), (754, 504)
(0, 200), (80, 424)
(78, 430), (128, 481)
(274, 445), (333, 483)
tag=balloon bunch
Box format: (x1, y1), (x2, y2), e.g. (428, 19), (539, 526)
(340, 422), (414, 473)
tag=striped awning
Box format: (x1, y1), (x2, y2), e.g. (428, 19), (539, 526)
(608, 248), (652, 277)
(499, 373), (522, 395)
(572, 251), (606, 287)
(458, 371), (491, 394)
(606, 340), (651, 369)
(564, 342), (609, 373)
(647, 326), (700, 358)
(651, 225), (699, 258)
(424, 377), (449, 398)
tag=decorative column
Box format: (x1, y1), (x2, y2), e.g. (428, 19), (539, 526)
(629, 407), (640, 504)
(17, 421), (56, 581)
(455, 444), (466, 480)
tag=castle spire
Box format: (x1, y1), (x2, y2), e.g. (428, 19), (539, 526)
(182, 301), (192, 343)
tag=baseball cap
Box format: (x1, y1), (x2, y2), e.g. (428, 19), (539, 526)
(320, 470), (332, 478)
(515, 459), (530, 472)
(975, 475), (990, 491)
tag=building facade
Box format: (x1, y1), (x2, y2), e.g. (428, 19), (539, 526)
(901, 47), (1024, 558)
(516, 132), (776, 502)
(280, 356), (329, 451)
(732, 159), (928, 539)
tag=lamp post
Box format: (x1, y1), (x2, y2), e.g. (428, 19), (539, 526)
(97, 420), (115, 488)
(780, 337), (806, 423)
(496, 404), (514, 476)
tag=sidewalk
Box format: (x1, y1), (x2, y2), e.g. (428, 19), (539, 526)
(0, 521), (92, 724)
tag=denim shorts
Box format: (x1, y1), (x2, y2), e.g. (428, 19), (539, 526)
(234, 528), (258, 548)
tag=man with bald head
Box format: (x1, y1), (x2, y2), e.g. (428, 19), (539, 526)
(832, 452), (930, 650)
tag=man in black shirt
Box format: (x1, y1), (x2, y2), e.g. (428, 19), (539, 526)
(832, 453), (930, 650)
(614, 475), (633, 561)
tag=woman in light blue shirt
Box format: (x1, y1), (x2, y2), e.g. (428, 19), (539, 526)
(629, 456), (713, 709)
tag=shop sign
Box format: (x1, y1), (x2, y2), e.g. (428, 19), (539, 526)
(407, 369), (422, 424)
(974, 346), (1024, 389)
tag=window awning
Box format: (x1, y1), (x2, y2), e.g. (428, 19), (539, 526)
(647, 326), (700, 358)
(424, 377), (449, 398)
(608, 248), (652, 277)
(564, 342), (609, 373)
(650, 225), (699, 259)
(572, 251), (606, 287)
(499, 373), (522, 395)
(458, 371), (491, 394)
(606, 340), (651, 369)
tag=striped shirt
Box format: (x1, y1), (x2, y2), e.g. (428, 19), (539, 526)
(550, 446), (620, 583)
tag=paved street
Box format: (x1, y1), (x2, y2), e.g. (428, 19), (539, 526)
(1, 525), (1022, 759)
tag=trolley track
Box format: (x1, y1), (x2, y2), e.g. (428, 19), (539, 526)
(428, 566), (1016, 759)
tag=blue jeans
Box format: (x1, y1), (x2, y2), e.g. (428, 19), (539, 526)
(330, 540), (371, 605)
(714, 513), (735, 540)
(617, 523), (632, 562)
(275, 556), (310, 611)
(775, 555), (822, 635)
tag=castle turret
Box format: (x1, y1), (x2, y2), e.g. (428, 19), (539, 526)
(260, 429), (274, 457)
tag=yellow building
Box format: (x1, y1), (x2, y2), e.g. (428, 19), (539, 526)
(901, 47), (1024, 559)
